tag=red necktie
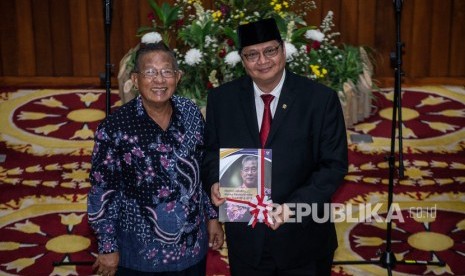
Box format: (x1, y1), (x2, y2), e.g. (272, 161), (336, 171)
(260, 94), (274, 147)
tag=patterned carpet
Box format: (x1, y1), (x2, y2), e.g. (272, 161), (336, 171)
(333, 86), (465, 276)
(0, 86), (464, 275)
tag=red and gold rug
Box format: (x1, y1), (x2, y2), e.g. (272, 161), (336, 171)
(0, 86), (464, 275)
(333, 86), (465, 276)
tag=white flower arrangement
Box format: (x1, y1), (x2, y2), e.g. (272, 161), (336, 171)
(184, 48), (203, 66)
(305, 30), (325, 42)
(141, 31), (162, 44)
(121, 0), (373, 107)
(284, 41), (298, 61)
(224, 51), (241, 67)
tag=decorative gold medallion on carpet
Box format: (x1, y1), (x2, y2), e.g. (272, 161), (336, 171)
(333, 192), (465, 275)
(348, 86), (465, 154)
(0, 89), (120, 156)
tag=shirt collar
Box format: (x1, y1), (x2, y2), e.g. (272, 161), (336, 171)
(253, 69), (286, 99)
(135, 95), (182, 131)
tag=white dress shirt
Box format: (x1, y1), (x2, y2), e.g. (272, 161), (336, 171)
(253, 70), (286, 131)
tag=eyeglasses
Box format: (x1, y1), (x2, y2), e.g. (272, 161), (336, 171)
(242, 168), (257, 173)
(138, 68), (178, 79)
(242, 43), (282, 62)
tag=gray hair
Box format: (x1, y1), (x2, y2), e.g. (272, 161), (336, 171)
(132, 42), (179, 73)
(241, 155), (258, 167)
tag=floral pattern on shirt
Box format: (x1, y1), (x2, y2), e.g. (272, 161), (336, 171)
(87, 95), (217, 272)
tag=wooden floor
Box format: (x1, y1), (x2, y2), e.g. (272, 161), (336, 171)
(0, 76), (464, 89)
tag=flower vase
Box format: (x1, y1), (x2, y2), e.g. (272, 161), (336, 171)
(358, 47), (375, 119)
(356, 68), (373, 119)
(338, 91), (351, 128)
(356, 87), (364, 122)
(344, 79), (359, 126)
(118, 44), (139, 104)
(342, 80), (357, 128)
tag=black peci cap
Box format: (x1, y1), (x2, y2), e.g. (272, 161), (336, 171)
(237, 18), (282, 51)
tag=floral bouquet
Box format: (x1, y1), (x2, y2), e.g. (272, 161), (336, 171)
(119, 0), (374, 116)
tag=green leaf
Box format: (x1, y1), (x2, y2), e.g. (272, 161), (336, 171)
(147, 0), (180, 29)
(223, 27), (238, 47)
(291, 26), (313, 44)
(147, 0), (163, 22)
(160, 2), (181, 27)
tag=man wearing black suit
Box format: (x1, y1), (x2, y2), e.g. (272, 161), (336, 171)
(202, 18), (348, 275)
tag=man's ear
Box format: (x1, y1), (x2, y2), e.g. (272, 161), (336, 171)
(176, 70), (183, 85)
(177, 70), (183, 79)
(130, 73), (138, 90)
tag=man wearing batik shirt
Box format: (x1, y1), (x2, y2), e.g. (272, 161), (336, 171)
(87, 42), (223, 276)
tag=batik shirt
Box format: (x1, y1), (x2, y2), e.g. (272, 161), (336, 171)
(87, 95), (217, 272)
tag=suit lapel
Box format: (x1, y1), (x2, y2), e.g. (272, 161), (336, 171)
(266, 72), (298, 146)
(238, 77), (261, 147)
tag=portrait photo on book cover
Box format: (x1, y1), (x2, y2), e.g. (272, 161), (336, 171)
(219, 148), (272, 222)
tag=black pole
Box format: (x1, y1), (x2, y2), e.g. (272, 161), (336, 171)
(393, 0), (405, 180)
(104, 0), (112, 117)
(333, 0), (445, 273)
(379, 1), (404, 274)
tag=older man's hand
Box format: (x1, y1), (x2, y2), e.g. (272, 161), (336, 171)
(208, 219), (224, 250)
(210, 182), (226, 207)
(92, 252), (119, 276)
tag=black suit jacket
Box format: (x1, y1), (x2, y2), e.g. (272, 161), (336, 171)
(203, 71), (348, 269)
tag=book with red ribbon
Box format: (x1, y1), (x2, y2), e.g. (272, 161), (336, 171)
(219, 148), (273, 227)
